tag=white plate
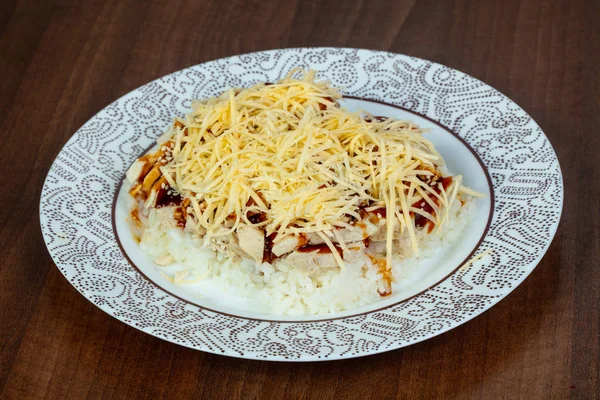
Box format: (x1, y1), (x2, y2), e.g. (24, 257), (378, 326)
(40, 48), (563, 360)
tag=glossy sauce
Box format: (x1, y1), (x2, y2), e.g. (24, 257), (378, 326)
(129, 209), (142, 228)
(297, 242), (343, 255)
(173, 208), (186, 228)
(263, 232), (277, 263)
(413, 176), (453, 232)
(248, 212), (267, 224)
(155, 190), (183, 207)
(137, 153), (158, 182)
(154, 187), (188, 228)
(368, 255), (392, 297)
(172, 200), (190, 229)
(369, 207), (387, 218)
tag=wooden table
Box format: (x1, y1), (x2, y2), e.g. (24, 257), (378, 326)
(0, 0), (596, 398)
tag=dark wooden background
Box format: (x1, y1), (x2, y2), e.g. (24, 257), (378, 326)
(1, 0), (596, 398)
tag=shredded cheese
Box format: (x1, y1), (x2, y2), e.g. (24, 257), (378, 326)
(459, 249), (494, 271)
(155, 69), (463, 265)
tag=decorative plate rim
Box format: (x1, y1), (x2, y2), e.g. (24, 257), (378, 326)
(40, 47), (564, 361)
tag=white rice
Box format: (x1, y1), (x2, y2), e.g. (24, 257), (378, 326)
(136, 199), (475, 316)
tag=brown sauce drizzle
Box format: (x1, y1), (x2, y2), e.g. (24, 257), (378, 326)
(297, 243), (343, 255)
(357, 207), (386, 226)
(172, 198), (190, 229)
(128, 183), (146, 201)
(156, 191), (183, 207)
(263, 232), (277, 263)
(151, 182), (190, 228)
(368, 255), (392, 297)
(369, 207), (387, 219)
(414, 176), (453, 232)
(130, 209), (142, 228)
(137, 154), (158, 181)
(248, 212), (267, 224)
(245, 195), (269, 225)
(363, 236), (371, 248)
(297, 233), (309, 248)
(173, 209), (186, 228)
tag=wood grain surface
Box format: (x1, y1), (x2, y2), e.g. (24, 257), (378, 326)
(0, 0), (596, 398)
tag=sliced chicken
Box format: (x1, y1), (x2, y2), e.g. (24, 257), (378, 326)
(237, 225), (265, 263)
(147, 206), (179, 229)
(142, 165), (162, 193)
(126, 159), (147, 184)
(284, 250), (338, 274)
(183, 215), (205, 237)
(342, 241), (367, 263)
(144, 176), (165, 208)
(126, 139), (176, 197)
(307, 220), (381, 245)
(272, 234), (308, 257)
(369, 217), (396, 242)
(210, 226), (244, 258)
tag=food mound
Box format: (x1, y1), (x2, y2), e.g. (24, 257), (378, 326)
(125, 69), (479, 315)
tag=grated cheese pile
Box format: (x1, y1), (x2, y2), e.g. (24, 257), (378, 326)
(157, 69), (470, 268)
